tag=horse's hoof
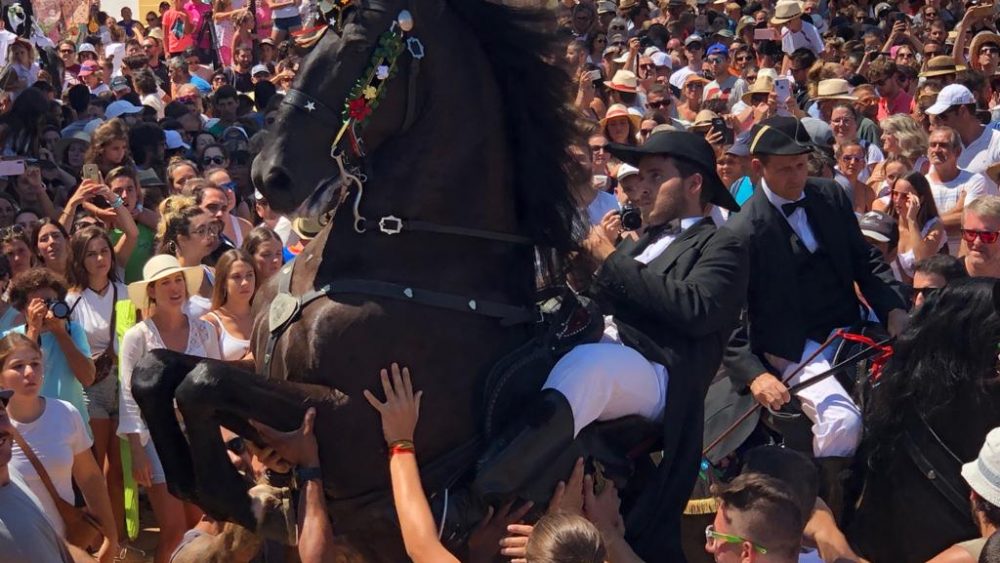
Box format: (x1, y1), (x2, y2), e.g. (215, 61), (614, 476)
(249, 483), (297, 546)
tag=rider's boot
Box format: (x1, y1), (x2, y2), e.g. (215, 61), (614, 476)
(473, 389), (577, 503)
(817, 456), (853, 522)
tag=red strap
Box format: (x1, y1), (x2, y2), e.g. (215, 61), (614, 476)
(834, 329), (894, 382)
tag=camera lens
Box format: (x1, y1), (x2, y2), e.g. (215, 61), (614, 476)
(47, 299), (70, 320)
(620, 205), (643, 231)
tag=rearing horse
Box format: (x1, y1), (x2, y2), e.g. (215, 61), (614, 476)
(131, 2), (581, 560)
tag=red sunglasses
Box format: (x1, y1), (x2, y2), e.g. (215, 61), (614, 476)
(962, 229), (1000, 244)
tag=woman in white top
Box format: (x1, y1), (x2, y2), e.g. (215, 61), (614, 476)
(156, 195), (218, 319)
(2, 333), (118, 562)
(66, 225), (130, 553)
(886, 171), (948, 284)
(202, 249), (255, 361)
(119, 254), (221, 563)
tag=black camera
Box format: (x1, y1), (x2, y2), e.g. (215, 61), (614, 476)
(45, 298), (70, 320)
(620, 205), (642, 231)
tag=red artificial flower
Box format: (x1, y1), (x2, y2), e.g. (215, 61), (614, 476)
(348, 96), (371, 121)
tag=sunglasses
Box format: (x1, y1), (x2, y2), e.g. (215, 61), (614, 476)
(983, 47), (1000, 55)
(913, 286), (941, 300)
(59, 49), (74, 54)
(706, 57), (726, 64)
(189, 223), (222, 237)
(648, 100), (671, 108)
(735, 55), (751, 61)
(639, 63), (656, 71)
(962, 229), (1000, 244)
(202, 155), (226, 166)
(589, 144), (608, 152)
(705, 525), (767, 555)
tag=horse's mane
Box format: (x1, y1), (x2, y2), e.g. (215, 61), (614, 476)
(864, 278), (1000, 464)
(446, 1), (584, 257)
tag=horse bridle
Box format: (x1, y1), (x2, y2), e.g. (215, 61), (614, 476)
(281, 4), (533, 246)
(263, 4), (541, 379)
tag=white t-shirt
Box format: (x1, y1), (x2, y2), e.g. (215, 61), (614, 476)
(67, 282), (127, 358)
(929, 167), (998, 253)
(586, 190), (621, 226)
(104, 42), (126, 76)
(141, 93), (165, 119)
(10, 398), (93, 537)
(669, 66), (699, 91)
(781, 22), (824, 55)
(957, 125), (1000, 180)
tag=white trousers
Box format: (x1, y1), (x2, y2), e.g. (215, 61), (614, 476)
(542, 319), (669, 437)
(768, 336), (863, 458)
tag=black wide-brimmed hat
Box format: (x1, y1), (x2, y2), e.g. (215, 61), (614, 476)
(607, 131), (741, 212)
(748, 116), (815, 156)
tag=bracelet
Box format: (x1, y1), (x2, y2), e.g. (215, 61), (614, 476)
(110, 196), (125, 209)
(389, 439), (415, 457)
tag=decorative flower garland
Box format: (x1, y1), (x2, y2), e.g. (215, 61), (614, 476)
(343, 28), (407, 125)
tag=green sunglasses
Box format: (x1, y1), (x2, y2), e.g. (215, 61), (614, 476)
(705, 525), (768, 555)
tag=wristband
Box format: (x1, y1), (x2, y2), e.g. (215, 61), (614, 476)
(294, 465), (322, 487)
(389, 439), (415, 457)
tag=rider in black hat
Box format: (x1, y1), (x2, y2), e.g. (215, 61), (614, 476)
(719, 116), (908, 516)
(474, 131), (749, 561)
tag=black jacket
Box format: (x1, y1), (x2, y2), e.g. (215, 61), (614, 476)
(722, 178), (907, 389)
(590, 217), (749, 562)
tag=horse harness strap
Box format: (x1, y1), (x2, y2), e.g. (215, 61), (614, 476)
(901, 415), (970, 518)
(376, 215), (532, 245)
(261, 264), (540, 378)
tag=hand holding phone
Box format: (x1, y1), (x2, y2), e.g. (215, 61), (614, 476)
(711, 117), (734, 145)
(0, 159), (25, 177)
(775, 77), (791, 104)
(754, 28), (778, 41)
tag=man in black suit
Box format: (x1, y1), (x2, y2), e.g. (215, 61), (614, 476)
(723, 116), (908, 477)
(474, 131), (749, 562)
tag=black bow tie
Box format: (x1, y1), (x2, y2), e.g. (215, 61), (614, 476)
(645, 220), (682, 239)
(781, 198), (807, 217)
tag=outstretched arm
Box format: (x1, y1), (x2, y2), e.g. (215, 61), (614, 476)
(364, 364), (459, 563)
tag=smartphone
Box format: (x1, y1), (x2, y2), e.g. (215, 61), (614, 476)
(754, 28), (777, 41)
(711, 117), (734, 145)
(0, 159), (25, 177)
(81, 163), (102, 184)
(586, 69), (602, 82)
(775, 77), (791, 104)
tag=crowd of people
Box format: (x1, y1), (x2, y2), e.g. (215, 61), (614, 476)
(6, 0), (1000, 562)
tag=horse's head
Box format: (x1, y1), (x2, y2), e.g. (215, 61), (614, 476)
(252, 1), (419, 215)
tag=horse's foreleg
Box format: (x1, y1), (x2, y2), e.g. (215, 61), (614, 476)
(173, 359), (342, 534)
(132, 349), (205, 503)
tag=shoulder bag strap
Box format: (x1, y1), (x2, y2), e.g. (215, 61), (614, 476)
(106, 284), (117, 355)
(9, 426), (64, 505)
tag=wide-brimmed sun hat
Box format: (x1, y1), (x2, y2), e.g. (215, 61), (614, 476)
(691, 109), (720, 132)
(814, 78), (857, 102)
(292, 216), (323, 240)
(963, 427), (1000, 507)
(741, 75), (775, 105)
(127, 254), (204, 310)
(771, 1), (803, 25)
(600, 103), (642, 131)
(603, 69), (638, 93)
(919, 55), (967, 78)
(970, 31), (1000, 71)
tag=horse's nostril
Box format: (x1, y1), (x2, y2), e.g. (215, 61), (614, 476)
(255, 165), (297, 213)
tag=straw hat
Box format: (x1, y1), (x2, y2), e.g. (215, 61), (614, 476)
(127, 254), (204, 310)
(691, 109), (720, 132)
(604, 69), (639, 93)
(969, 31), (1000, 71)
(920, 55), (967, 78)
(771, 1), (803, 25)
(600, 103), (642, 132)
(741, 75), (775, 104)
(813, 78), (857, 102)
(683, 73), (710, 88)
(147, 27), (164, 42)
(292, 216), (324, 240)
(619, 0), (638, 9)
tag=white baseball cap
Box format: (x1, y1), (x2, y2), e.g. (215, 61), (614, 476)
(78, 42), (97, 54)
(926, 84), (976, 115)
(164, 129), (190, 150)
(617, 163), (639, 182)
(251, 64), (271, 77)
(963, 427), (1000, 506)
(105, 100), (143, 120)
(651, 51), (672, 69)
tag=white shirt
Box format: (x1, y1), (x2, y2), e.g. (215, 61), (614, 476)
(957, 125), (1000, 181)
(761, 178), (818, 252)
(67, 282), (127, 358)
(635, 216), (703, 264)
(10, 399), (93, 537)
(781, 22), (824, 55)
(118, 315), (221, 446)
(928, 167), (996, 212)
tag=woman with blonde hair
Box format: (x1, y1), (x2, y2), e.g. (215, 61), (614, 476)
(119, 255), (220, 563)
(2, 332), (118, 561)
(879, 114), (929, 173)
(202, 249), (256, 361)
(84, 119), (133, 176)
(156, 195), (219, 317)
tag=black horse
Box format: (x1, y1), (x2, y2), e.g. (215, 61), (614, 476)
(848, 278), (1000, 562)
(132, 2), (584, 560)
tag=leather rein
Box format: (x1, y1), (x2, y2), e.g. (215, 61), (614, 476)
(263, 6), (539, 379)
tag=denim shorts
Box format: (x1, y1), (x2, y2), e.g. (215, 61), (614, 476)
(273, 15), (302, 31)
(145, 439), (167, 485)
(83, 374), (119, 419)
